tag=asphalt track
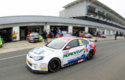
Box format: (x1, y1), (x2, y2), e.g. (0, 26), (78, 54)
(0, 39), (125, 80)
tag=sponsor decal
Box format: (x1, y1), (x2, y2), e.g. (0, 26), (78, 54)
(68, 54), (86, 63)
(79, 39), (84, 46)
(63, 51), (69, 54)
(79, 39), (82, 43)
(61, 37), (71, 41)
(34, 65), (37, 69)
(63, 49), (83, 58)
(86, 49), (89, 53)
(35, 49), (39, 52)
(83, 48), (85, 51)
(51, 50), (55, 52)
(78, 59), (85, 63)
(40, 67), (47, 70)
(33, 48), (45, 55)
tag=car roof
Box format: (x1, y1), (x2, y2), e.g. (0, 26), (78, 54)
(59, 37), (80, 41)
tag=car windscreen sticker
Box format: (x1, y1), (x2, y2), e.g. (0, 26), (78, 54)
(78, 39), (83, 46)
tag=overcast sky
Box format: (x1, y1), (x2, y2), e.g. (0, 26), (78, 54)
(0, 0), (125, 18)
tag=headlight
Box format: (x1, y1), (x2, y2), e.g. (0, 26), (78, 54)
(33, 56), (44, 61)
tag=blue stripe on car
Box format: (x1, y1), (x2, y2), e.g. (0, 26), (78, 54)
(68, 54), (86, 63)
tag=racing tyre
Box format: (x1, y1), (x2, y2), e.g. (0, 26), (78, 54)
(48, 58), (61, 73)
(87, 50), (94, 60)
(28, 40), (31, 43)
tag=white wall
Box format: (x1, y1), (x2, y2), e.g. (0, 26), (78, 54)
(44, 24), (50, 34)
(60, 1), (87, 17)
(104, 29), (112, 36)
(68, 25), (73, 33)
(85, 26), (88, 33)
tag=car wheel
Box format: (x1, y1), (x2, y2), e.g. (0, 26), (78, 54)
(87, 50), (94, 60)
(28, 40), (32, 43)
(48, 58), (61, 73)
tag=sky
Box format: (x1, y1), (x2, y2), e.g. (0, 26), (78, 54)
(0, 0), (125, 18)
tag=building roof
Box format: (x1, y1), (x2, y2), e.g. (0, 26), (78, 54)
(63, 0), (125, 21)
(0, 15), (84, 25)
(0, 15), (124, 32)
(63, 0), (83, 8)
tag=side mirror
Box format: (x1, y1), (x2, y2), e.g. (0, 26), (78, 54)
(65, 46), (71, 50)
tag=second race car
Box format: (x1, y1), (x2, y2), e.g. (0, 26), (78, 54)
(83, 33), (93, 38)
(26, 37), (96, 73)
(27, 32), (43, 43)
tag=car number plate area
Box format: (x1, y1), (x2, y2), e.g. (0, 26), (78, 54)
(35, 39), (39, 40)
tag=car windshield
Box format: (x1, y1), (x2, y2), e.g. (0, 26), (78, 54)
(30, 33), (39, 37)
(46, 39), (67, 49)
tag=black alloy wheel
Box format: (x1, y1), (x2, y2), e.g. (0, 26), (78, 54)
(87, 50), (94, 60)
(48, 58), (61, 72)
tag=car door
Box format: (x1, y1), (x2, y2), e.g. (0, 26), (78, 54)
(62, 39), (83, 65)
(76, 39), (87, 58)
(81, 39), (90, 57)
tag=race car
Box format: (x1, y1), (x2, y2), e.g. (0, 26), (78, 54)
(94, 32), (106, 38)
(83, 33), (93, 38)
(27, 32), (43, 43)
(26, 37), (96, 73)
(98, 33), (106, 38)
(0, 36), (3, 48)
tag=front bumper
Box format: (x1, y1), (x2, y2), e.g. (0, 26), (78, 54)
(26, 65), (48, 73)
(29, 39), (35, 42)
(26, 55), (48, 72)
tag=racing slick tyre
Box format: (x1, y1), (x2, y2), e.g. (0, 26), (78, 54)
(28, 40), (31, 43)
(87, 50), (95, 60)
(28, 39), (32, 43)
(48, 58), (61, 73)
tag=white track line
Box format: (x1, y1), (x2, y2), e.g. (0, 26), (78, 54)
(0, 54), (26, 61)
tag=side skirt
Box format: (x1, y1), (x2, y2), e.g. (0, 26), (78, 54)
(63, 58), (86, 67)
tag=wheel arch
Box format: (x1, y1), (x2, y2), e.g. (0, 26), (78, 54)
(48, 57), (62, 67)
(90, 49), (95, 55)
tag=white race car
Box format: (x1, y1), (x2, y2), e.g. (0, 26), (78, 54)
(26, 37), (96, 73)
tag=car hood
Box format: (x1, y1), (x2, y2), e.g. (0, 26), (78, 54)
(32, 36), (39, 38)
(29, 46), (59, 57)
